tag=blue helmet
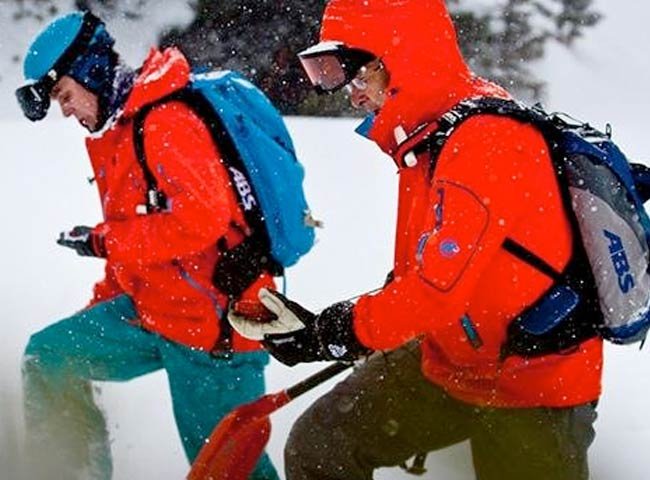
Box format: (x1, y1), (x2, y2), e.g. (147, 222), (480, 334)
(24, 12), (84, 81)
(17, 11), (119, 122)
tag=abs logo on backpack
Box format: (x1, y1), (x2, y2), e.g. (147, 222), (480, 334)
(229, 166), (257, 211)
(604, 229), (635, 293)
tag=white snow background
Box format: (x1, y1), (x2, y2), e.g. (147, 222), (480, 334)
(1, 0), (650, 478)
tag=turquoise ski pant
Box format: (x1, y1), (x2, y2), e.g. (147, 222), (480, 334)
(22, 294), (278, 480)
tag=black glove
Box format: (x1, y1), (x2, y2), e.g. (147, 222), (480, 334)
(228, 289), (371, 366)
(57, 226), (106, 258)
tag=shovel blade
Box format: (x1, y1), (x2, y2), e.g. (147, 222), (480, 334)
(187, 392), (289, 480)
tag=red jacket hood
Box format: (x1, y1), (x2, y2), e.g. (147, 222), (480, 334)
(122, 47), (191, 118)
(320, 0), (509, 154)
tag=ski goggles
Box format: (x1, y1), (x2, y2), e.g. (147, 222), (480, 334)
(298, 42), (376, 94)
(15, 12), (101, 121)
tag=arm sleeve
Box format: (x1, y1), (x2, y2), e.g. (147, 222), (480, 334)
(352, 117), (551, 353)
(97, 102), (233, 264)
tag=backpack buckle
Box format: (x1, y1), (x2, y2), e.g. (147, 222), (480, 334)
(304, 211), (324, 228)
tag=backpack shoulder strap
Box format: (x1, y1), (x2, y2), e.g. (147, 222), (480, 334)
(426, 98), (576, 283)
(426, 97), (540, 164)
(132, 88), (277, 260)
(132, 88), (284, 353)
(132, 98), (173, 213)
(167, 89), (272, 249)
(131, 91), (249, 356)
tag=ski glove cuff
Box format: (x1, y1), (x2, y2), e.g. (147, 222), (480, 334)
(228, 289), (370, 366)
(314, 301), (371, 361)
(57, 226), (107, 258)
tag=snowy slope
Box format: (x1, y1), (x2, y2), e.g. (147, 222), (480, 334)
(2, 0), (650, 479)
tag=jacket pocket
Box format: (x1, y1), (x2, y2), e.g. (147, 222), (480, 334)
(416, 181), (489, 292)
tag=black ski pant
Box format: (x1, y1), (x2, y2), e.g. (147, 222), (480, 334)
(285, 341), (597, 480)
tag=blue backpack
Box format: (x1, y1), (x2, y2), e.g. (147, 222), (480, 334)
(422, 98), (650, 357)
(133, 71), (316, 300)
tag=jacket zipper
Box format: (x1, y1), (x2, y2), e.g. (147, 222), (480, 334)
(173, 260), (225, 319)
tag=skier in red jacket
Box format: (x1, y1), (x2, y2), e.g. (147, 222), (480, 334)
(229, 0), (601, 479)
(17, 11), (278, 479)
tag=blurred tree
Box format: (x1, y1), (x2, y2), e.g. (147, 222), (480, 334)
(11, 0), (145, 21)
(73, 0), (146, 20)
(12, 0), (60, 22)
(9, 0), (601, 115)
(451, 0), (601, 100)
(163, 0), (600, 114)
(160, 0), (325, 114)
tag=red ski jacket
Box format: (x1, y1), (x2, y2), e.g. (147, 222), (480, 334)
(87, 48), (271, 352)
(321, 0), (602, 407)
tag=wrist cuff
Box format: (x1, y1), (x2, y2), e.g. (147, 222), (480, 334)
(316, 301), (371, 361)
(91, 233), (107, 257)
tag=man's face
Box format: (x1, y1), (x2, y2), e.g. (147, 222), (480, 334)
(347, 59), (390, 113)
(51, 76), (99, 131)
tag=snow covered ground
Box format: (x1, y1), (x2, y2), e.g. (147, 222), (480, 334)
(2, 0), (650, 479)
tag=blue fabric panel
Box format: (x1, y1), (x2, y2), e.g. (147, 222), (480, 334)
(191, 71), (314, 267)
(518, 285), (580, 335)
(603, 311), (650, 344)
